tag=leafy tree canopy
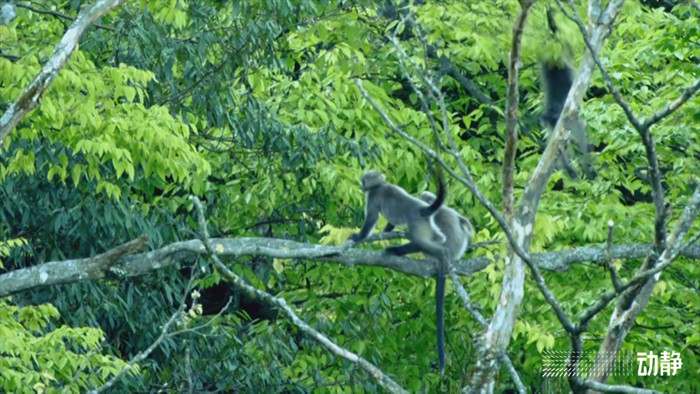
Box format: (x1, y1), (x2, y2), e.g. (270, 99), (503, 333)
(1, 0), (698, 392)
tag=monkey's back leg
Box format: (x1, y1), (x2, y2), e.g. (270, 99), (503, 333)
(384, 242), (421, 256)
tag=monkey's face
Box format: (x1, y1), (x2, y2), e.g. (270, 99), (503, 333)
(360, 170), (385, 191)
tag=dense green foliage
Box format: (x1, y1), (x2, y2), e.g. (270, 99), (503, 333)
(0, 299), (131, 393)
(1, 0), (698, 392)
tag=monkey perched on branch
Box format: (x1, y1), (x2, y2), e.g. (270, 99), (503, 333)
(348, 170), (446, 257)
(349, 169), (474, 373)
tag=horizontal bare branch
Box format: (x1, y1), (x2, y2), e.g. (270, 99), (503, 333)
(0, 236), (148, 296)
(4, 235), (700, 298)
(580, 379), (659, 394)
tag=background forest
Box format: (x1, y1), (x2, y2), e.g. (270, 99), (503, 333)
(0, 0), (698, 392)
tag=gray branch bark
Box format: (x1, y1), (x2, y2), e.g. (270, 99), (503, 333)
(5, 235), (700, 298)
(587, 186), (700, 390)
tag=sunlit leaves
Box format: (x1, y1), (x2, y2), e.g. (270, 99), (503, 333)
(0, 0), (698, 391)
(154, 6), (188, 29)
(0, 300), (133, 393)
(0, 25), (210, 196)
(2, 149), (35, 176)
(0, 238), (26, 269)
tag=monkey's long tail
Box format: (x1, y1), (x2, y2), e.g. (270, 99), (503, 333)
(436, 270), (446, 374)
(421, 171), (446, 217)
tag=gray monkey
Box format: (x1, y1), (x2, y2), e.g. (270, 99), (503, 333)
(348, 170), (446, 257)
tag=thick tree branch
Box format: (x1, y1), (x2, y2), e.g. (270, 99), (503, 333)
(0, 235), (148, 296)
(471, 2), (538, 391)
(0, 236), (482, 297)
(6, 235), (700, 298)
(580, 380), (659, 394)
(522, 0), (623, 324)
(0, 0), (127, 146)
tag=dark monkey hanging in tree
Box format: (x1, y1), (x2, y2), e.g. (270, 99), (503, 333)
(540, 8), (595, 180)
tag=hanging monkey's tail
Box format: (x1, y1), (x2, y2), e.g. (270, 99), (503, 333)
(436, 269), (446, 374)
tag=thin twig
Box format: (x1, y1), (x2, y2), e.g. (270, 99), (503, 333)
(189, 196), (408, 394)
(605, 220), (622, 291)
(90, 279), (229, 393)
(17, 3), (115, 31)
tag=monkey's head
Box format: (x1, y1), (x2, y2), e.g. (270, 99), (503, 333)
(360, 170), (386, 191)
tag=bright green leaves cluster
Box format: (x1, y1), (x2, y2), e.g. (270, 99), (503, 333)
(0, 12), (211, 198)
(514, 320), (557, 354)
(252, 11), (481, 210)
(607, 1), (699, 176)
(260, 23), (372, 134)
(418, 1), (513, 69)
(0, 299), (134, 393)
(0, 238), (26, 269)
